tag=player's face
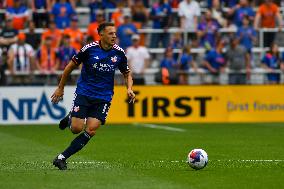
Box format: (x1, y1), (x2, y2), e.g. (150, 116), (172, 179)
(101, 26), (117, 46)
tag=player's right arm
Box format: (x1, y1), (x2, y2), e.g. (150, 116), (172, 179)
(51, 60), (78, 104)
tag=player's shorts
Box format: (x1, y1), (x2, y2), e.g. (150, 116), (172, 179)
(71, 93), (111, 125)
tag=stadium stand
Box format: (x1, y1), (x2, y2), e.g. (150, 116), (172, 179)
(0, 0), (284, 86)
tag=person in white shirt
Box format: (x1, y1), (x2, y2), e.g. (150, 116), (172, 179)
(178, 0), (201, 31)
(126, 34), (150, 84)
(8, 33), (34, 84)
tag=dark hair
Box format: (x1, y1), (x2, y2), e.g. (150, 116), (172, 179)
(97, 22), (115, 34)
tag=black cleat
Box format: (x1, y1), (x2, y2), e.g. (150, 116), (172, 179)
(59, 112), (71, 130)
(53, 157), (67, 170)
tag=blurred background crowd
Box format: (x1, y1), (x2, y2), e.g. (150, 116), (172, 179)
(1, 0), (284, 86)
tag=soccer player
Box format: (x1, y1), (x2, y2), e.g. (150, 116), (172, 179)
(50, 22), (135, 170)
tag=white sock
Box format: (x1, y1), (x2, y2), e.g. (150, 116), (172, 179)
(57, 154), (65, 160)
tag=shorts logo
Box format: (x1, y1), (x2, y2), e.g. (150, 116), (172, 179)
(111, 56), (117, 63)
(73, 106), (80, 112)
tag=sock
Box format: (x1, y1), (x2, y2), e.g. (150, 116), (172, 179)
(64, 111), (72, 129)
(61, 131), (92, 159)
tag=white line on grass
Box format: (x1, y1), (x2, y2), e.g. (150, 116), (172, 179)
(216, 159), (284, 162)
(53, 159), (284, 165)
(133, 123), (186, 132)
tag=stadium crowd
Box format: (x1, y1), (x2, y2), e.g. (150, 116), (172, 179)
(1, 0), (284, 85)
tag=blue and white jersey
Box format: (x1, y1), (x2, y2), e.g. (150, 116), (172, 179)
(72, 41), (130, 102)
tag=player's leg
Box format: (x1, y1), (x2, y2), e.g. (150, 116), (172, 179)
(58, 93), (78, 130)
(53, 94), (89, 170)
(85, 118), (101, 137)
(53, 117), (85, 170)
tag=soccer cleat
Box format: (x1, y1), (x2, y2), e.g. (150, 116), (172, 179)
(59, 112), (71, 130)
(53, 156), (67, 170)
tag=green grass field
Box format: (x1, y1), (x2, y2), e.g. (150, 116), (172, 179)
(0, 123), (283, 189)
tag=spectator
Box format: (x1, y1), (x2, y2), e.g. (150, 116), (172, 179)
(111, 2), (125, 27)
(150, 0), (172, 48)
(0, 18), (18, 53)
(170, 32), (184, 61)
(197, 10), (221, 48)
(87, 9), (105, 42)
(103, 0), (116, 9)
(31, 0), (50, 28)
(36, 36), (57, 73)
(228, 0), (255, 27)
(126, 34), (150, 85)
(26, 21), (41, 50)
(7, 33), (34, 76)
(211, 0), (227, 27)
(254, 0), (282, 47)
(0, 48), (4, 85)
(169, 0), (180, 8)
(51, 0), (75, 29)
(225, 37), (250, 84)
(56, 35), (77, 70)
(131, 0), (148, 27)
(117, 12), (138, 50)
(179, 45), (198, 84)
(220, 0), (238, 7)
(6, 0), (30, 30)
(178, 0), (200, 32)
(41, 20), (62, 48)
(89, 0), (106, 23)
(237, 15), (257, 54)
(261, 43), (281, 84)
(63, 16), (84, 51)
(160, 47), (179, 84)
(202, 39), (226, 84)
(5, 0), (14, 7)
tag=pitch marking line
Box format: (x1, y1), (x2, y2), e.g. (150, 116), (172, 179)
(59, 160), (284, 165)
(133, 123), (186, 132)
(217, 159), (284, 162)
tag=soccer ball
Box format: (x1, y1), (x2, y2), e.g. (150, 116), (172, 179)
(187, 149), (208, 170)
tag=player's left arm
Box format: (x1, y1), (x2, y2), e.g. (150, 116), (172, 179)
(123, 71), (135, 103)
(119, 50), (135, 103)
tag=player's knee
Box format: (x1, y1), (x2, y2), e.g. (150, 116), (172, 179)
(85, 126), (99, 137)
(70, 124), (83, 134)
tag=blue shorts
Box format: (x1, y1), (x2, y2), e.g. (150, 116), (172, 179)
(71, 94), (111, 125)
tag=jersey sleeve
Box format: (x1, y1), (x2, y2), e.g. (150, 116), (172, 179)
(71, 49), (87, 66)
(118, 52), (130, 74)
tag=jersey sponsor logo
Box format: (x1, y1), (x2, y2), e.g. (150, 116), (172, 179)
(94, 56), (99, 60)
(93, 62), (115, 72)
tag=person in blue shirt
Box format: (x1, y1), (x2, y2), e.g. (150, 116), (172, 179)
(197, 10), (221, 48)
(51, 0), (76, 29)
(237, 15), (257, 54)
(56, 34), (77, 70)
(179, 46), (198, 84)
(51, 22), (135, 170)
(89, 0), (106, 23)
(160, 47), (178, 84)
(261, 43), (281, 84)
(202, 39), (226, 84)
(149, 0), (172, 48)
(228, 0), (254, 27)
(117, 13), (138, 50)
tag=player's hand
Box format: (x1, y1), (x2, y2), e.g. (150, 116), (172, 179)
(51, 87), (64, 104)
(127, 89), (135, 103)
